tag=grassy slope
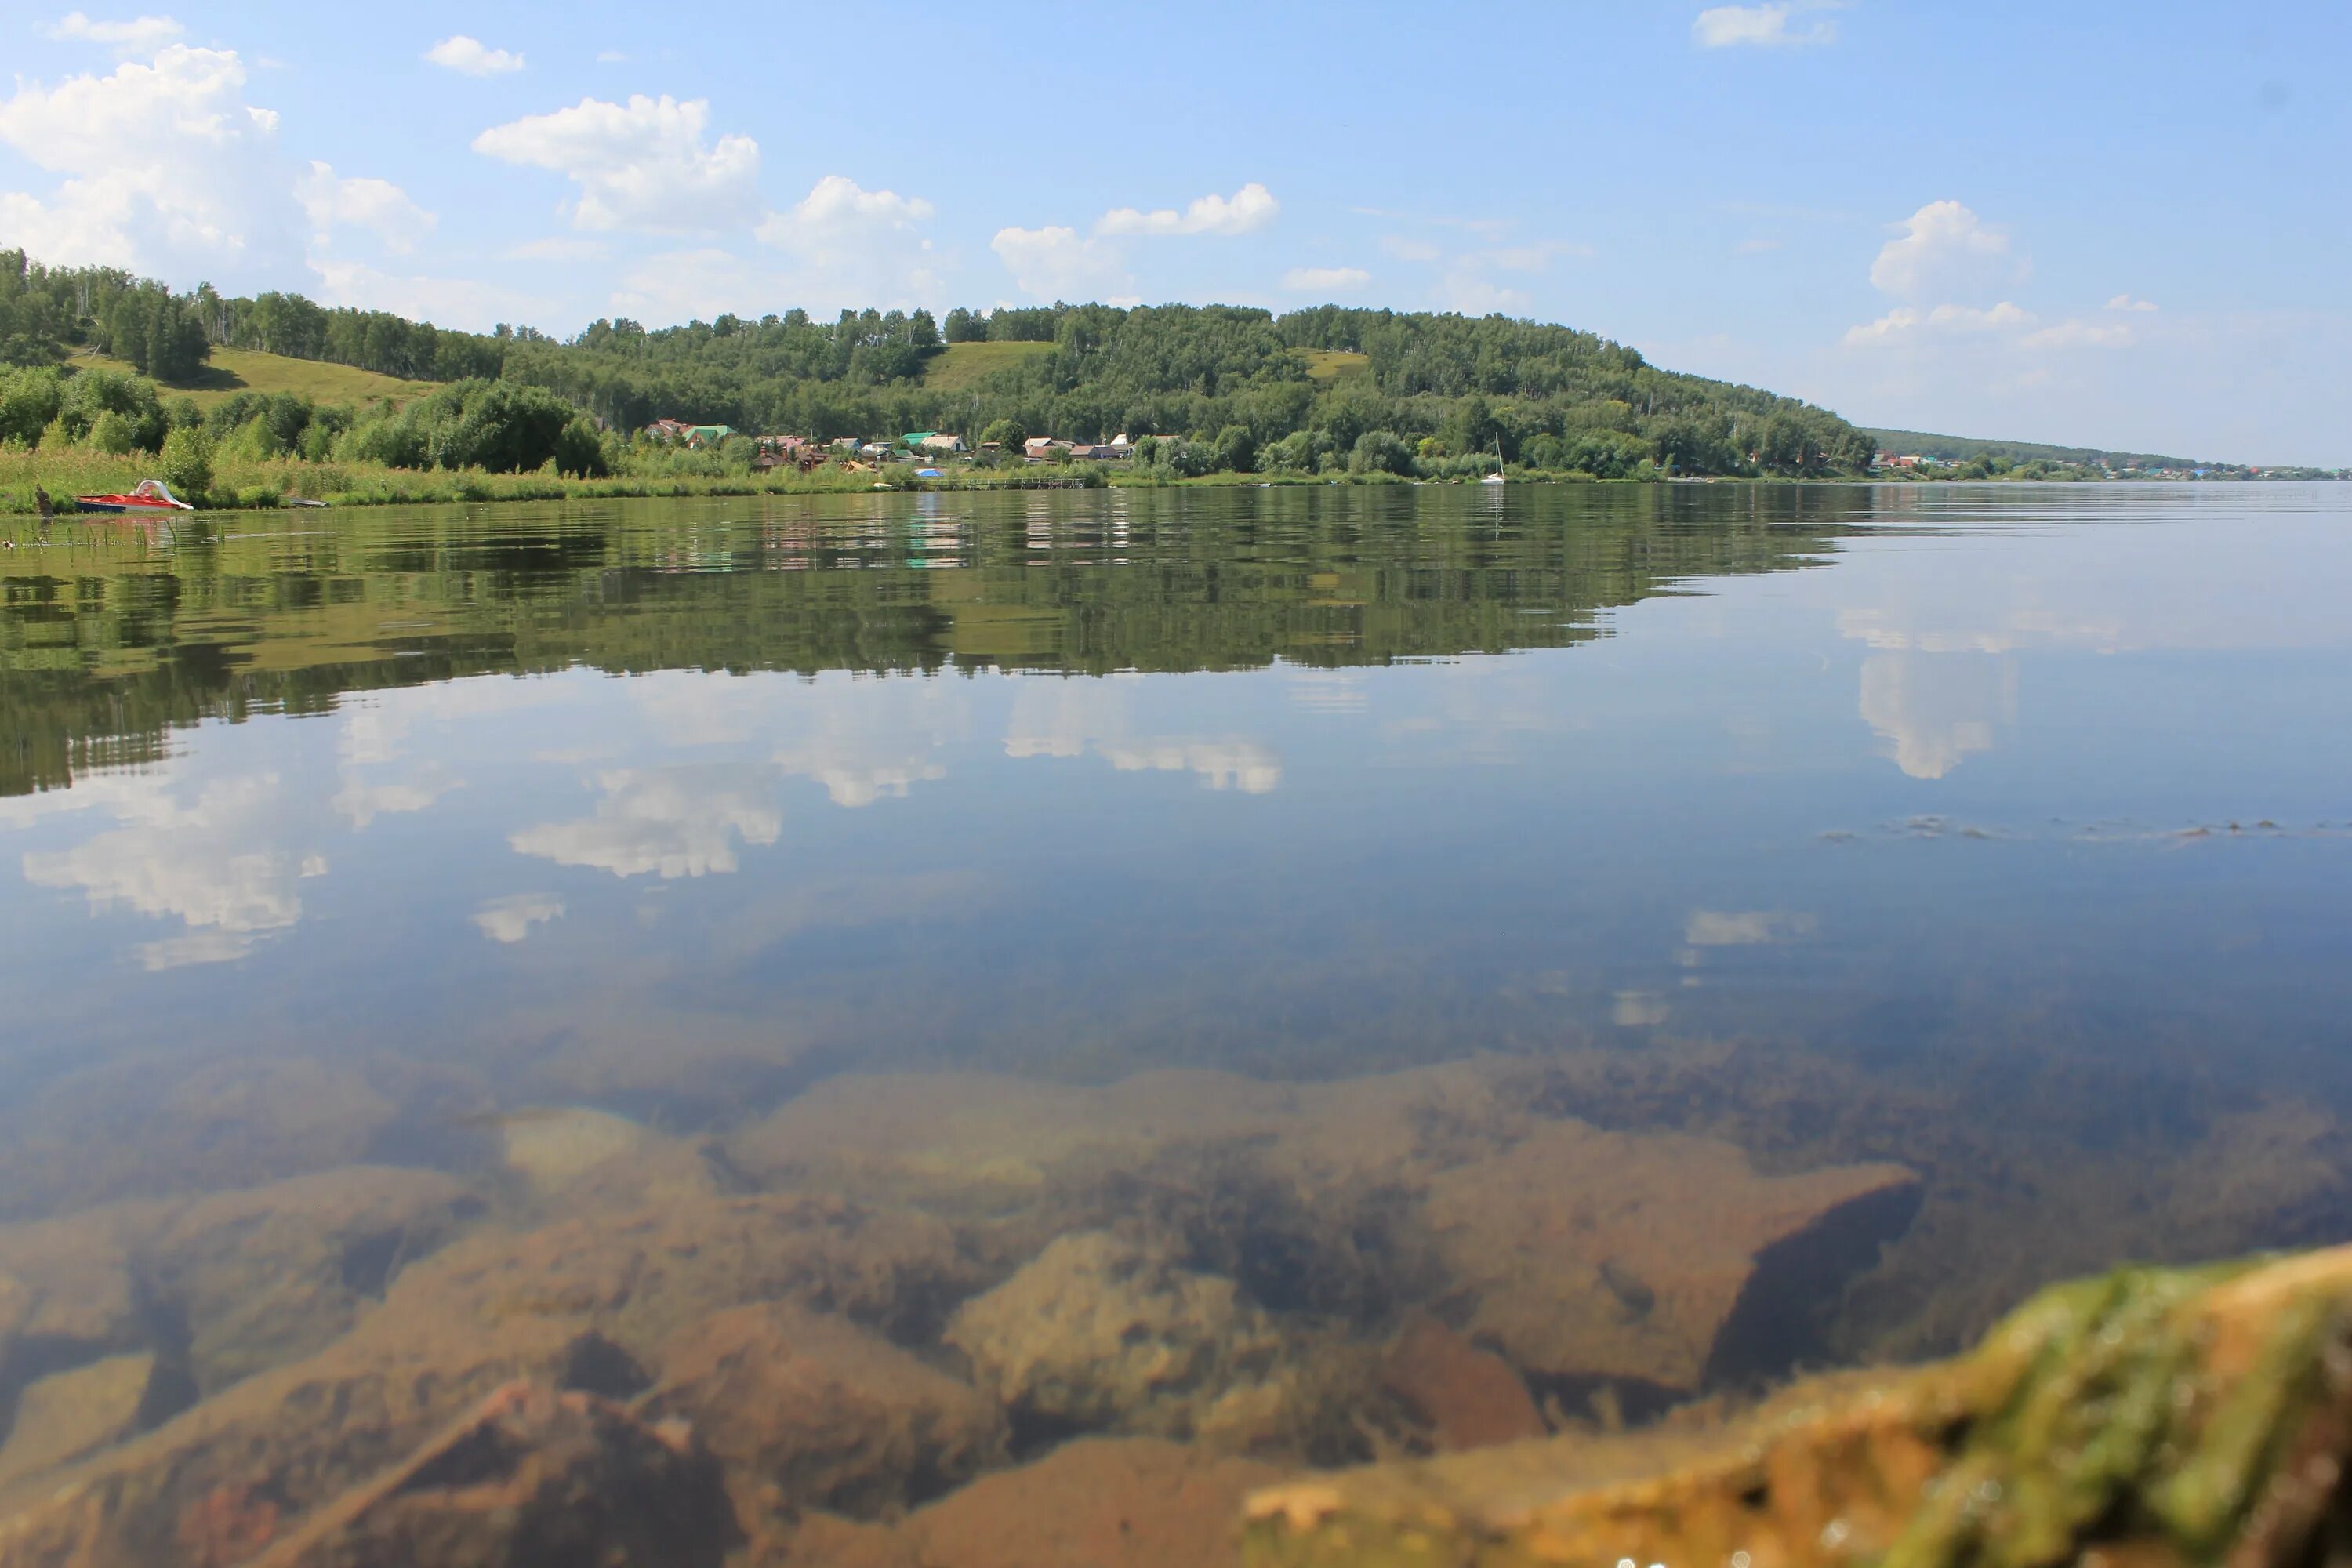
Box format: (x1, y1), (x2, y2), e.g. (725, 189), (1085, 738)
(919, 340), (1053, 392)
(1300, 349), (1371, 382)
(73, 347), (437, 410)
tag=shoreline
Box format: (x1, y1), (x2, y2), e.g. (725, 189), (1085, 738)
(1, 461), (2310, 518)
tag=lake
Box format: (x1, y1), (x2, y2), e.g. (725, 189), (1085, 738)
(2, 481), (2348, 1552)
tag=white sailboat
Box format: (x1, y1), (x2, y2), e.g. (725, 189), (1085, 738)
(1480, 434), (1506, 485)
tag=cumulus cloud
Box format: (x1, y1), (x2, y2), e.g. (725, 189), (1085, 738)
(307, 256), (548, 333)
(296, 160), (436, 252)
(19, 771), (310, 965)
(1097, 182), (1278, 238)
(992, 224), (1133, 302)
(1858, 651), (2015, 780)
(1283, 265), (1370, 293)
(753, 174), (940, 307)
(41, 11), (184, 56)
(474, 894), (564, 943)
(0, 44), (296, 275)
(1869, 200), (2024, 301)
(510, 765), (780, 880)
(2020, 317), (2136, 350)
(1692, 2), (1840, 48)
(423, 35), (524, 75)
(473, 94), (760, 232)
(1843, 300), (2034, 346)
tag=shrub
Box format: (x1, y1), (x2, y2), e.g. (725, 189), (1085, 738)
(159, 426), (214, 499)
(88, 410), (140, 455)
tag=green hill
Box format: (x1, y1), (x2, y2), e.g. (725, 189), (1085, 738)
(6, 249), (1876, 477)
(71, 346), (436, 410)
(1862, 426), (2219, 471)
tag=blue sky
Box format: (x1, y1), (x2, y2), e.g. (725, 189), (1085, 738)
(2, 1), (2343, 463)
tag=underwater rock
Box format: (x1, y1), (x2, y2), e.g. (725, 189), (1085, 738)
(1377, 1316), (1544, 1452)
(1243, 1245), (2352, 1568)
(0, 1167), (480, 1414)
(0, 1192), (968, 1567)
(249, 1382), (735, 1568)
(906, 1436), (1279, 1568)
(0, 1356), (181, 1495)
(1421, 1120), (1921, 1395)
(643, 1301), (1004, 1522)
(144, 1167), (481, 1393)
(390, 1191), (974, 1360)
(495, 1107), (730, 1214)
(946, 1232), (1282, 1441)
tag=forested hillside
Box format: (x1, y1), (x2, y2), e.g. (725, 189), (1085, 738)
(2, 249), (1875, 479)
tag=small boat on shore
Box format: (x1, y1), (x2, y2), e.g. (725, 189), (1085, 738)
(74, 479), (193, 514)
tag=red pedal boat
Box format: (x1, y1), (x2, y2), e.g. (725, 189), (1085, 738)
(74, 479), (193, 514)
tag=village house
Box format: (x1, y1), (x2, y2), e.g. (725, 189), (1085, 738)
(642, 419), (735, 448)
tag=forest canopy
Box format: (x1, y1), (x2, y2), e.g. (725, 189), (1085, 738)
(1, 248), (1876, 478)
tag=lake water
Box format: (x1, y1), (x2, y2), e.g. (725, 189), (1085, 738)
(2, 481), (2348, 1553)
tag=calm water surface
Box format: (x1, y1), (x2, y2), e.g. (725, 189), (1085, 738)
(2, 482), (2348, 1515)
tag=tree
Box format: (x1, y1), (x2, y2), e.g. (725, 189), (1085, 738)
(1350, 430), (1414, 476)
(980, 417), (1025, 450)
(942, 307), (984, 343)
(1212, 424), (1257, 473)
(159, 426), (214, 498)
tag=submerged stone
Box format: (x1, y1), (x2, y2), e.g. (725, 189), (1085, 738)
(1377, 1316), (1545, 1453)
(0, 1356), (179, 1495)
(946, 1232), (1283, 1442)
(644, 1301), (1005, 1521)
(1243, 1244), (2352, 1568)
(1422, 1120), (1922, 1396)
(248, 1382), (735, 1568)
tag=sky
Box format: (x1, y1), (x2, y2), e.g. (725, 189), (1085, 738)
(0, 1), (2343, 464)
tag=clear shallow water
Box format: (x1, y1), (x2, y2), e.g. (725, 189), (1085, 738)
(1, 483), (2349, 1530)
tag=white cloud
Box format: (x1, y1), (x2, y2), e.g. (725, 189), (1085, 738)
(40, 11), (183, 56)
(1733, 237), (1782, 255)
(296, 160), (435, 252)
(20, 771), (307, 947)
(1097, 182), (1278, 238)
(510, 765), (781, 879)
(1693, 2), (1840, 48)
(1378, 234), (1443, 263)
(1869, 200), (2024, 301)
(2107, 293), (2160, 314)
(307, 256), (547, 333)
(1843, 300), (2034, 346)
(606, 247), (765, 321)
(2020, 317), (2136, 350)
(474, 894), (564, 943)
(754, 174), (940, 308)
(1003, 681), (1281, 793)
(1099, 739), (1282, 793)
(423, 35), (524, 76)
(595, 49), (627, 64)
(139, 930), (256, 970)
(1858, 651), (2015, 780)
(473, 94), (760, 232)
(0, 45), (296, 277)
(1283, 265), (1370, 293)
(992, 224), (1131, 301)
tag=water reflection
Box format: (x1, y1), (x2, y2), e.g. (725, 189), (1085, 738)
(2, 483), (2350, 1562)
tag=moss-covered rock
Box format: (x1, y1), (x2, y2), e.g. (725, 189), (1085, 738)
(1243, 1246), (2352, 1567)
